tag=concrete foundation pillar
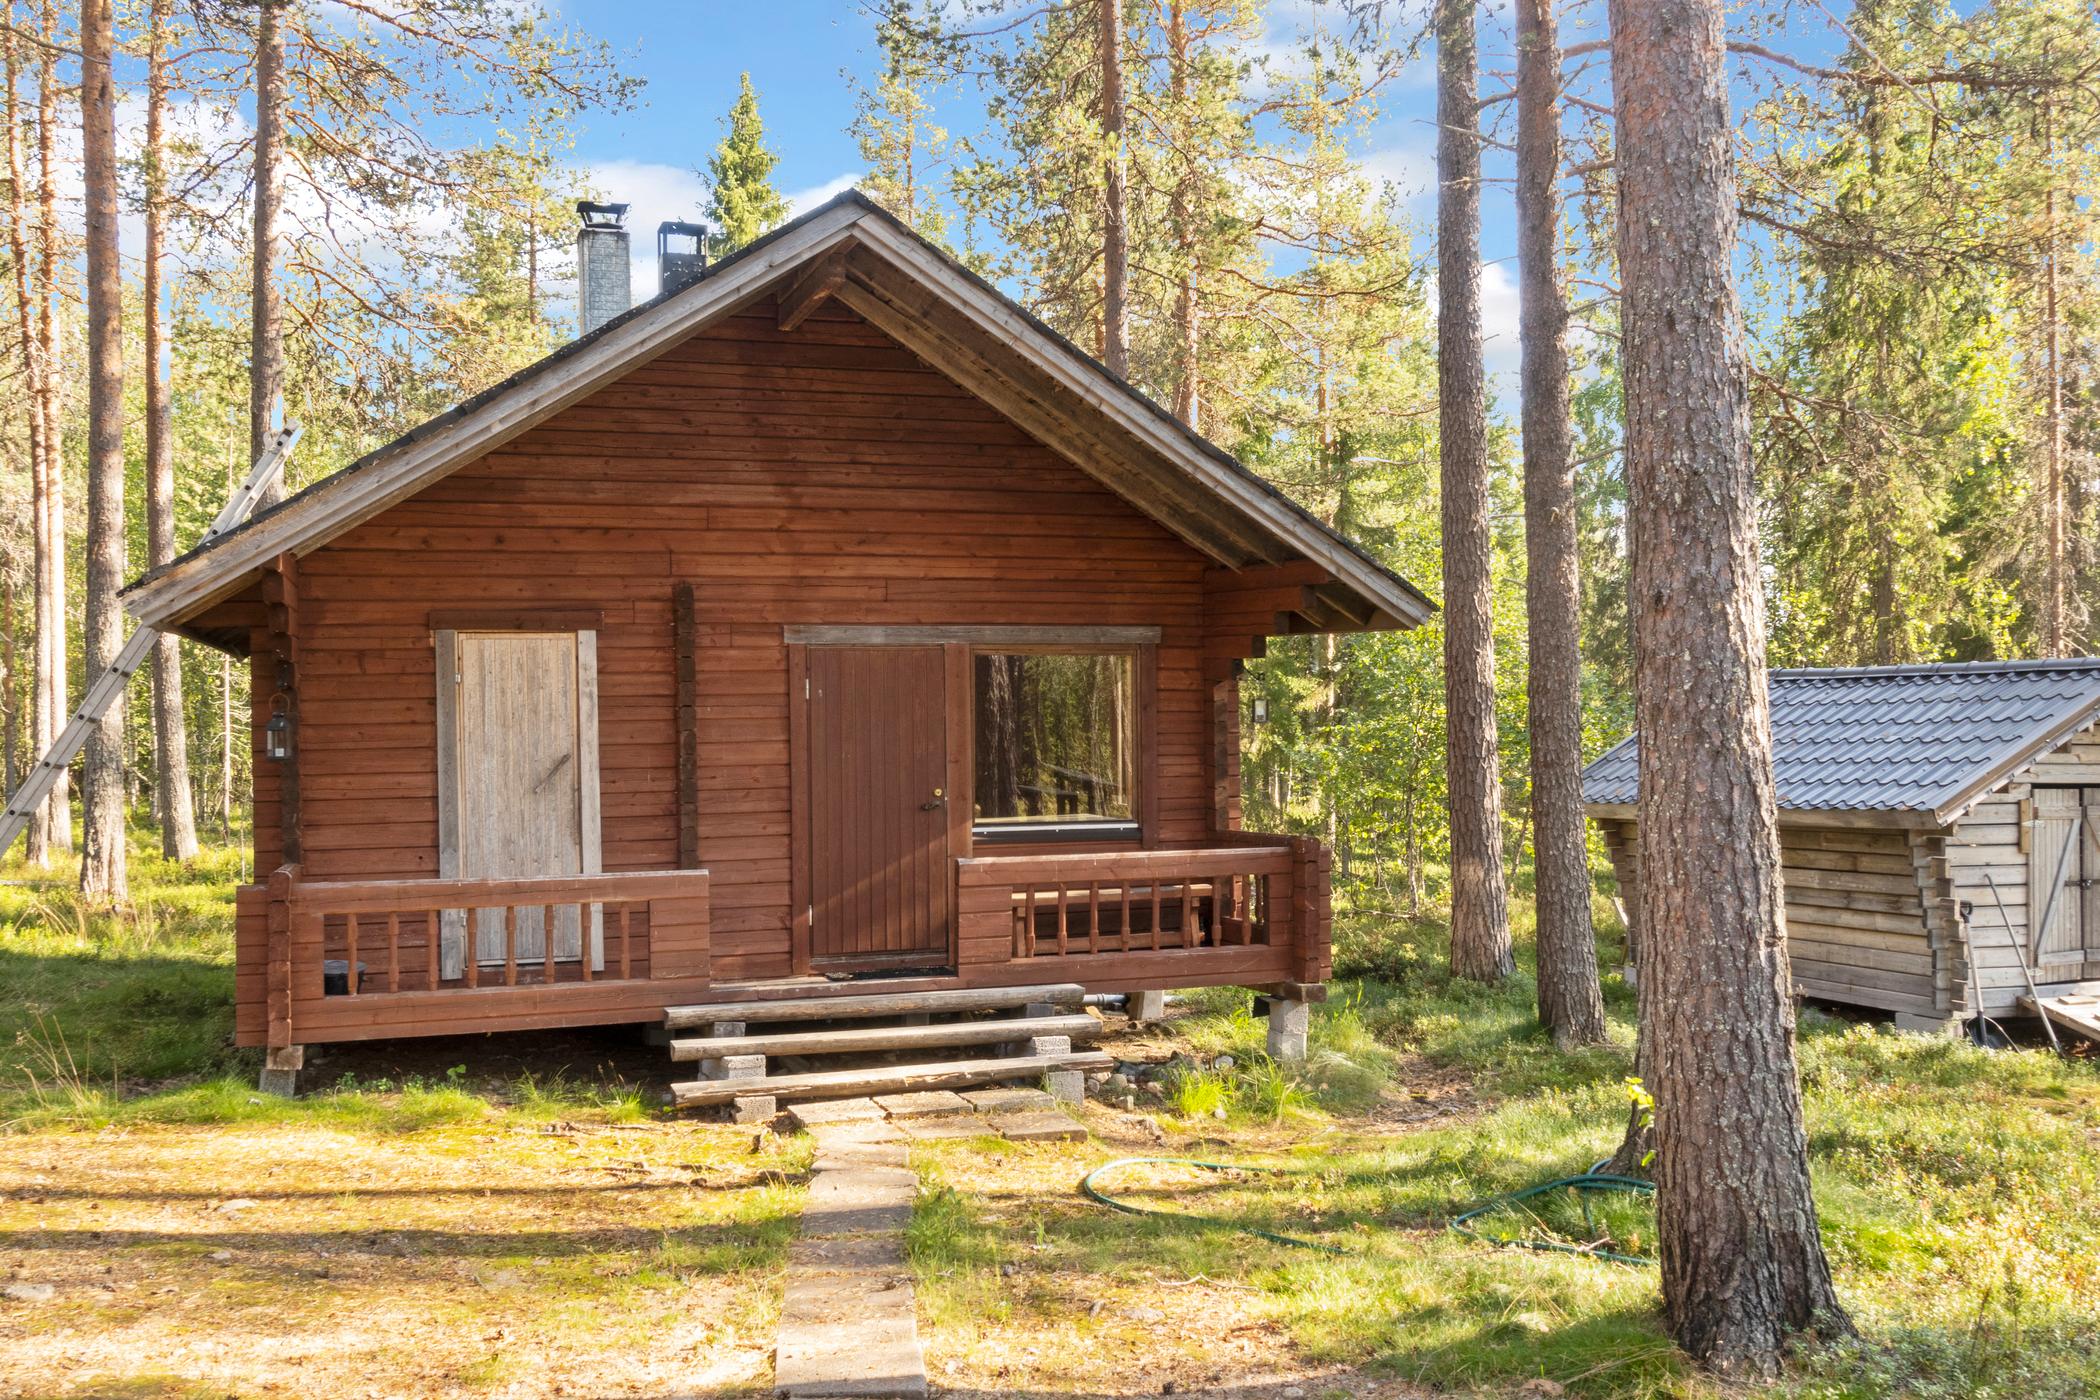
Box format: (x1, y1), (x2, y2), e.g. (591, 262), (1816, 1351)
(1266, 998), (1310, 1063)
(729, 1094), (778, 1125)
(1128, 989), (1167, 1024)
(701, 1053), (767, 1082)
(1044, 1070), (1084, 1104)
(258, 1045), (304, 1097)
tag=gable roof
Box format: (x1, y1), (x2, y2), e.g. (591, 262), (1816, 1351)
(1582, 659), (2100, 825)
(124, 189), (1431, 635)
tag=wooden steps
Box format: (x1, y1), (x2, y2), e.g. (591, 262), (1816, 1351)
(661, 982), (1098, 1114)
(669, 1012), (1100, 1062)
(662, 982), (1083, 1030)
(670, 1051), (1111, 1108)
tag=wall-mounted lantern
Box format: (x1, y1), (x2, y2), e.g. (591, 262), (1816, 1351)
(1250, 696), (1269, 726)
(264, 698), (292, 761)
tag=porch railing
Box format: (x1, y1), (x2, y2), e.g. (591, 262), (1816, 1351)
(955, 835), (1330, 987)
(257, 867), (710, 1049)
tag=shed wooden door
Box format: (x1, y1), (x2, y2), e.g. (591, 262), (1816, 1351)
(2029, 787), (2098, 968)
(802, 646), (953, 970)
(437, 631), (602, 978)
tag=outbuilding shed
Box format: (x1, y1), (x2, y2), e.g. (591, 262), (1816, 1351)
(1583, 660), (2100, 1033)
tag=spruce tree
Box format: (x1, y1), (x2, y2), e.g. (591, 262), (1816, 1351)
(707, 73), (790, 251)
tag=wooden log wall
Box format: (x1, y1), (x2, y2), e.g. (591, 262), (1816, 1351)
(1597, 816), (1953, 1017)
(234, 297), (1258, 992)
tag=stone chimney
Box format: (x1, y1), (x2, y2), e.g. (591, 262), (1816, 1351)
(576, 201), (631, 335)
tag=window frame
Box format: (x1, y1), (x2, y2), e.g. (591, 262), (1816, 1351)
(966, 641), (1154, 848)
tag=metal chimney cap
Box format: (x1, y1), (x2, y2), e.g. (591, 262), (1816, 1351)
(577, 200), (629, 229)
(658, 220), (708, 248)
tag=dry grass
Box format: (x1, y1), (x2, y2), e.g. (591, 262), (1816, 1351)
(0, 1115), (810, 1398)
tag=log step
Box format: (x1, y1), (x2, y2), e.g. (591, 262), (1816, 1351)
(669, 1051), (1112, 1108)
(662, 982), (1084, 1030)
(670, 1013), (1100, 1063)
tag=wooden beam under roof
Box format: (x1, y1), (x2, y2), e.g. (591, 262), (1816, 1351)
(777, 244), (853, 331)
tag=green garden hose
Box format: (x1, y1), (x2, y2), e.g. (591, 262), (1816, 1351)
(1077, 1156), (1347, 1254)
(1449, 1171), (1656, 1266)
(1077, 1156), (1656, 1265)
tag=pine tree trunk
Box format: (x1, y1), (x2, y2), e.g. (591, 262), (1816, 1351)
(1515, 0), (1606, 1045)
(2042, 101), (2064, 656)
(1097, 0), (1129, 378)
(34, 0), (66, 856)
(145, 0), (197, 862)
(1436, 0), (1512, 981)
(1608, 0), (1848, 1373)
(79, 0), (126, 901)
(251, 0), (288, 504)
(4, 6), (45, 860)
(1167, 0), (1198, 431)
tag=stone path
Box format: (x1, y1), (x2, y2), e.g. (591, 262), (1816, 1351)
(772, 1090), (1082, 1399)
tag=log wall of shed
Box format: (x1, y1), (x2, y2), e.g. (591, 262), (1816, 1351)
(1596, 817), (1951, 1017)
(240, 297), (1248, 989)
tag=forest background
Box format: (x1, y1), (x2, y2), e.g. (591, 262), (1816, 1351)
(1, 0), (2093, 924)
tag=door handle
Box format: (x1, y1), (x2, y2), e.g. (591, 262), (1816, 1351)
(920, 797), (947, 811)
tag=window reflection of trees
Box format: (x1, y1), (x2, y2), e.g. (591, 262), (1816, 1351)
(973, 652), (1134, 824)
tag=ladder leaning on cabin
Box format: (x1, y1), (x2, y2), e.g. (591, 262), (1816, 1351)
(0, 425), (303, 857)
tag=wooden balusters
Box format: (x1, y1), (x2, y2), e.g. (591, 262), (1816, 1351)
(542, 904), (556, 984)
(427, 910), (440, 989)
(1118, 882), (1132, 952)
(502, 904), (517, 986)
(387, 913), (400, 992)
(1055, 884), (1069, 955)
(345, 913), (360, 995)
(617, 904), (632, 979)
(1087, 881), (1101, 953)
(579, 903), (593, 982)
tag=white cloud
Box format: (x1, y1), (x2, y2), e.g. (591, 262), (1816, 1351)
(787, 172), (861, 216)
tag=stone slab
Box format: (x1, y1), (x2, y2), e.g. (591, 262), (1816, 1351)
(801, 1167), (915, 1238)
(960, 1086), (1057, 1114)
(811, 1131), (910, 1172)
(873, 1090), (974, 1119)
(894, 1116), (998, 1142)
(787, 1233), (906, 1275)
(994, 1110), (1088, 1143)
(775, 1270), (925, 1398)
(788, 1097), (886, 1129)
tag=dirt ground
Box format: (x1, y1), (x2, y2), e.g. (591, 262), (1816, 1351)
(0, 1116), (805, 1399)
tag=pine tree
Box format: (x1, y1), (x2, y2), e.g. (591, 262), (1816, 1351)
(1436, 0), (1513, 982)
(707, 74), (790, 251)
(79, 0), (125, 900)
(1611, 0), (1849, 1371)
(849, 1), (955, 243)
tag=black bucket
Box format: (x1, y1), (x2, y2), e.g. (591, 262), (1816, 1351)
(322, 959), (366, 996)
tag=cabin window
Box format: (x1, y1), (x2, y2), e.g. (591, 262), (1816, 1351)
(971, 650), (1138, 841)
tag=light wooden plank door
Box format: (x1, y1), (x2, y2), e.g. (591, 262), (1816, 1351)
(2030, 787), (2084, 968)
(803, 646), (952, 970)
(438, 631), (602, 978)
(2084, 789), (2100, 964)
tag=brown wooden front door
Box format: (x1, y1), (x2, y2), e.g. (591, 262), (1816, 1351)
(801, 646), (954, 971)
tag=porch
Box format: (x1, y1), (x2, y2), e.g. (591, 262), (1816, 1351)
(235, 834), (1331, 1056)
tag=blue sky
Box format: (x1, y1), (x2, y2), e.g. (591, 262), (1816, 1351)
(558, 1), (1852, 382)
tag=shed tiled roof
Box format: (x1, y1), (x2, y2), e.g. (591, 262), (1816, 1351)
(1582, 659), (2100, 820)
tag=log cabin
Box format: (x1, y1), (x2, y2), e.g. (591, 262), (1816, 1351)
(122, 191), (1432, 1103)
(1584, 660), (2100, 1038)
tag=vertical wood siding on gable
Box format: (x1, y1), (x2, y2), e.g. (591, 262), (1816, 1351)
(254, 299), (1215, 983)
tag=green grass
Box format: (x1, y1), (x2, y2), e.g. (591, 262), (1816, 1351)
(912, 899), (2100, 1399)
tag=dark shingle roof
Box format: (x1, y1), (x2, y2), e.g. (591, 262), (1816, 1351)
(1582, 659), (2100, 819)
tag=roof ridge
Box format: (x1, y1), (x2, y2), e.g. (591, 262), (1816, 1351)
(1772, 658), (2100, 680)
